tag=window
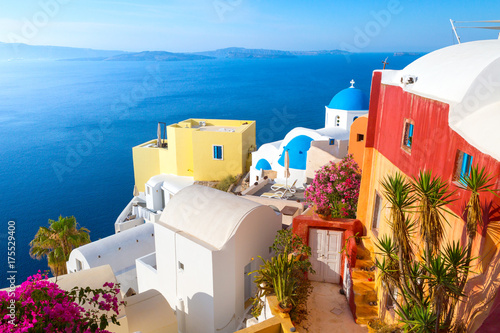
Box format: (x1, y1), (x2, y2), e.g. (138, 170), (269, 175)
(76, 259), (82, 272)
(402, 120), (414, 150)
(357, 134), (364, 142)
(372, 192), (382, 230)
(335, 115), (340, 127)
(213, 145), (223, 160)
(353, 116), (358, 121)
(329, 139), (335, 145)
(455, 150), (473, 180)
(178, 261), (184, 271)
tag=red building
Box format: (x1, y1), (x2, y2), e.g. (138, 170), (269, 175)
(356, 39), (500, 330)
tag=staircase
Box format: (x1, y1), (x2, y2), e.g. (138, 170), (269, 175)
(352, 237), (378, 325)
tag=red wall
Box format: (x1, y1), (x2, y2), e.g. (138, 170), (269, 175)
(292, 215), (364, 319)
(368, 73), (500, 224)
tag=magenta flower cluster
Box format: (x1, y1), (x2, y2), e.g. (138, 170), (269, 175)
(0, 272), (122, 332)
(305, 155), (361, 218)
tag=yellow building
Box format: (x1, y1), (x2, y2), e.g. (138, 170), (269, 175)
(132, 119), (256, 191)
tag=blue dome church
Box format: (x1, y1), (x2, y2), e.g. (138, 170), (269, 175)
(325, 80), (369, 130)
(249, 80), (369, 186)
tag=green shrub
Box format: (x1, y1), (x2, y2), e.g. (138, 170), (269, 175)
(251, 230), (314, 324)
(215, 175), (238, 192)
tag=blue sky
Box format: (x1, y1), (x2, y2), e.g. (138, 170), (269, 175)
(0, 0), (499, 52)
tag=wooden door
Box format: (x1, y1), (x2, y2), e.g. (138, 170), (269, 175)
(308, 229), (342, 284)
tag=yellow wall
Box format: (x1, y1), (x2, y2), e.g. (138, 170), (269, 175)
(356, 147), (500, 327)
(242, 122), (256, 171)
(192, 131), (243, 181)
(132, 141), (161, 192)
(235, 296), (294, 333)
(133, 119), (256, 187)
(168, 126), (194, 177)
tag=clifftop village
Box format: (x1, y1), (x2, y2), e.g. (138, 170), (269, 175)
(7, 38), (500, 333)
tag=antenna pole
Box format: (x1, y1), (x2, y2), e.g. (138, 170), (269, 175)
(450, 19), (461, 44)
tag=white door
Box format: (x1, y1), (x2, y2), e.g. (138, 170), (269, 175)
(309, 229), (342, 283)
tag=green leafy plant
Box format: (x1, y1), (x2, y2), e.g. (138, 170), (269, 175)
(376, 166), (495, 332)
(30, 216), (90, 277)
(251, 230), (314, 323)
(215, 174), (238, 192)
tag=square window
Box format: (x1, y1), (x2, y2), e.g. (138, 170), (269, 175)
(213, 145), (223, 160)
(402, 120), (414, 150)
(178, 261), (184, 270)
(454, 150), (473, 180)
(372, 192), (382, 230)
(357, 134), (364, 142)
(329, 139), (335, 145)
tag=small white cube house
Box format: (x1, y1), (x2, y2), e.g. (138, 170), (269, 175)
(136, 185), (282, 333)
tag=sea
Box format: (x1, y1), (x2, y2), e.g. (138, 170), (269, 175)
(0, 53), (421, 287)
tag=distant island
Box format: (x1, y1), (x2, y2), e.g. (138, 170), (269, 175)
(393, 52), (425, 56)
(0, 42), (353, 62)
(65, 47), (352, 61)
(65, 51), (215, 62)
(192, 47), (350, 59)
(0, 42), (423, 62)
(0, 42), (124, 61)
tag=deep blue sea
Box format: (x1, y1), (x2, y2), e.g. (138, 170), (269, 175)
(0, 53), (420, 287)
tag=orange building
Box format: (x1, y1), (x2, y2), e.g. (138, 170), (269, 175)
(348, 114), (368, 168)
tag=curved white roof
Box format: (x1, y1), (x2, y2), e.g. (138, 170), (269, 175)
(382, 39), (500, 104)
(159, 185), (267, 250)
(147, 173), (194, 192)
(281, 127), (349, 148)
(381, 39), (500, 161)
(70, 223), (155, 273)
(315, 127), (351, 140)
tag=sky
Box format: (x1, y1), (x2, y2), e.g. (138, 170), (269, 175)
(0, 0), (499, 53)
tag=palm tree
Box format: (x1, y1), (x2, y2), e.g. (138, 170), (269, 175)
(412, 170), (456, 259)
(30, 216), (90, 277)
(377, 171), (471, 332)
(457, 166), (498, 286)
(380, 172), (416, 264)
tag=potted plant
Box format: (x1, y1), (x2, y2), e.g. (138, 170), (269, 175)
(305, 155), (361, 219)
(251, 230), (315, 323)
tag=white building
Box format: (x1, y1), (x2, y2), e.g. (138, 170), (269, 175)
(249, 80), (369, 185)
(67, 222), (155, 294)
(67, 185), (282, 333)
(114, 174), (194, 232)
(136, 185), (281, 333)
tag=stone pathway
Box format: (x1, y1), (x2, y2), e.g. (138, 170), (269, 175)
(296, 282), (368, 333)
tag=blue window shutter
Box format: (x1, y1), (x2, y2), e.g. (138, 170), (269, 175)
(461, 156), (467, 177)
(409, 124), (414, 137)
(214, 146), (222, 159)
(461, 153), (473, 177)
